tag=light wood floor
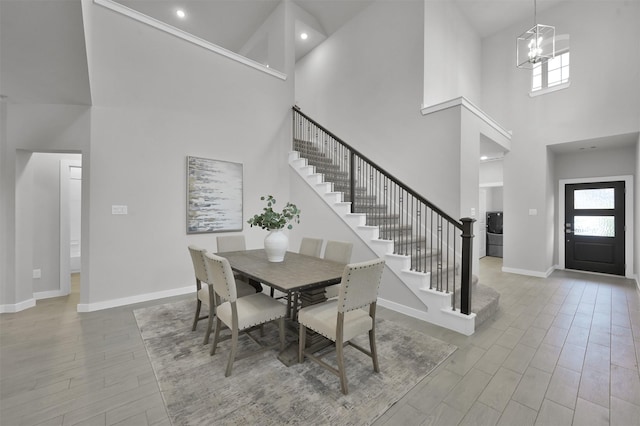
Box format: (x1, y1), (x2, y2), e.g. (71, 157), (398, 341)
(1, 259), (639, 425)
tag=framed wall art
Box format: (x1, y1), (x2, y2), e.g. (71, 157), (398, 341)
(186, 156), (243, 234)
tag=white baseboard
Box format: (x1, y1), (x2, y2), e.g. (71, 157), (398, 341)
(77, 286), (193, 312)
(378, 297), (429, 321)
(34, 290), (66, 300)
(0, 298), (36, 313)
(501, 266), (555, 278)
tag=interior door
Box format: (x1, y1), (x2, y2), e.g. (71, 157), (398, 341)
(565, 181), (625, 275)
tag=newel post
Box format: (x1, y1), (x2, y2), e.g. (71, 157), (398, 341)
(349, 151), (355, 212)
(460, 217), (475, 315)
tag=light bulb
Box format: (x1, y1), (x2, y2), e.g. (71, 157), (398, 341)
(176, 9), (186, 18)
(300, 33), (308, 40)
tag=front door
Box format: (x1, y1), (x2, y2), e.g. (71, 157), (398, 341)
(565, 181), (625, 276)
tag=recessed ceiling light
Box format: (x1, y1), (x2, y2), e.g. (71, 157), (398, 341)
(480, 155), (488, 161)
(176, 9), (186, 18)
(300, 33), (308, 40)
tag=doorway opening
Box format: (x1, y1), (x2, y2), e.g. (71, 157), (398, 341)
(60, 159), (82, 299)
(559, 176), (633, 277)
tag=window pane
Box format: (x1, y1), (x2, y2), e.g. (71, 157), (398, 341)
(563, 52), (570, 65)
(574, 216), (615, 237)
(548, 68), (561, 86)
(574, 188), (615, 209)
(548, 55), (562, 71)
(532, 74), (542, 91)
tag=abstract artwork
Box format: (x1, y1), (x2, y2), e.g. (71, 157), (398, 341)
(186, 156), (243, 233)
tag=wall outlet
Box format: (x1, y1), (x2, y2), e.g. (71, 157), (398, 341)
(33, 269), (41, 279)
(112, 205), (128, 215)
(529, 208), (538, 216)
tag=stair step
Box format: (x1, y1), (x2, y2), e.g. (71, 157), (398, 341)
(392, 235), (427, 248)
(379, 223), (413, 234)
(353, 204), (388, 212)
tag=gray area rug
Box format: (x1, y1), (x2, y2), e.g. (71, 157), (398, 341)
(134, 299), (457, 425)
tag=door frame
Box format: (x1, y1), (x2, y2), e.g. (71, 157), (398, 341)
(558, 175), (633, 278)
(60, 159), (82, 296)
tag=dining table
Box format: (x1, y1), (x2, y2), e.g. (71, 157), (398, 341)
(216, 248), (347, 365)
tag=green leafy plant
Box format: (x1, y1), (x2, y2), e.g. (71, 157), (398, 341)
(247, 195), (301, 231)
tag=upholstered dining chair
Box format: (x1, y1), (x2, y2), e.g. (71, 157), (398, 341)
(298, 258), (386, 394)
(204, 252), (286, 377)
(323, 240), (353, 299)
(299, 237), (323, 258)
(216, 235), (262, 293)
(216, 235), (246, 252)
(188, 245), (255, 345)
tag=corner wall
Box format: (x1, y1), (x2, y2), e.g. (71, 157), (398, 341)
(482, 1), (640, 276)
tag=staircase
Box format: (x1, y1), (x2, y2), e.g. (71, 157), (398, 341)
(290, 107), (499, 335)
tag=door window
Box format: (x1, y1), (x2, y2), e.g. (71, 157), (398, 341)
(574, 188), (614, 209)
(574, 216), (615, 237)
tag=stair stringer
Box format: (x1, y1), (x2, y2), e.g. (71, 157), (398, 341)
(289, 151), (476, 335)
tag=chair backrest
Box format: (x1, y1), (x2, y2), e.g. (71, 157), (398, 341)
(188, 245), (208, 283)
(203, 252), (238, 302)
(299, 237), (323, 258)
(324, 240), (353, 264)
(217, 235), (246, 253)
(338, 258), (385, 313)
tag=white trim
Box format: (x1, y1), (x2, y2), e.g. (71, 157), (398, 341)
(93, 0), (287, 81)
(0, 299), (36, 313)
(76, 285), (193, 312)
(501, 266), (556, 278)
(34, 290), (66, 300)
(480, 182), (504, 188)
(529, 82), (571, 97)
(60, 160), (82, 298)
(378, 297), (476, 336)
(421, 96), (512, 141)
(558, 175), (633, 279)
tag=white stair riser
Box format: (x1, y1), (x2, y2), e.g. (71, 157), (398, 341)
(289, 151), (475, 335)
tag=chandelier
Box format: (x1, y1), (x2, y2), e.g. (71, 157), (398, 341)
(516, 0), (555, 69)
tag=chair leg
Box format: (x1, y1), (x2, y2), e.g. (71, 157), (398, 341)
(225, 326), (239, 377)
(192, 300), (202, 331)
(278, 318), (285, 352)
(203, 306), (214, 345)
(298, 324), (306, 363)
(210, 318), (222, 356)
(336, 339), (348, 395)
(369, 328), (380, 373)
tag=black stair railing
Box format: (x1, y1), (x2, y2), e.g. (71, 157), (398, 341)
(292, 106), (475, 315)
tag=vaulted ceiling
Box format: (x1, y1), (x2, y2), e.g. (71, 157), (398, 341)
(0, 0), (565, 106)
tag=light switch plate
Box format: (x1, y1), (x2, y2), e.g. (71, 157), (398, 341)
(112, 205), (128, 215)
(529, 208), (538, 216)
(33, 269), (41, 279)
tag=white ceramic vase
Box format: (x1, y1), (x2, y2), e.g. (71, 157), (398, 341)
(264, 229), (288, 262)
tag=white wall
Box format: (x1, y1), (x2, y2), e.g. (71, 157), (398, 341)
(423, 0), (482, 107)
(19, 153), (82, 294)
(636, 134), (640, 286)
(78, 1), (295, 308)
(482, 1), (640, 276)
(1, 0), (296, 310)
(553, 144), (637, 267)
(3, 105), (89, 310)
(295, 0), (465, 216)
(480, 160), (503, 186)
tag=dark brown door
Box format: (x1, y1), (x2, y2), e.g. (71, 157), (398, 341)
(565, 181), (625, 276)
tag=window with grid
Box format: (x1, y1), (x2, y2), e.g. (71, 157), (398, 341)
(531, 51), (570, 93)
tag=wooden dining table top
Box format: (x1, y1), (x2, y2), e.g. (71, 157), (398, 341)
(217, 249), (346, 293)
